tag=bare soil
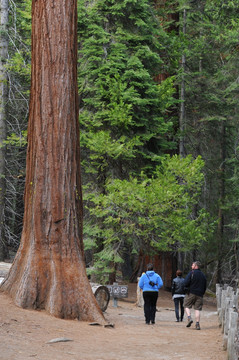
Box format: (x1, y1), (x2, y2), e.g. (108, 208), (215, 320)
(0, 281), (227, 360)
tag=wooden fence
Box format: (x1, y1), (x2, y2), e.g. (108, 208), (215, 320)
(216, 284), (239, 360)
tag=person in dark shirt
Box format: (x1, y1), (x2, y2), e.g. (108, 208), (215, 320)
(171, 269), (185, 322)
(184, 261), (207, 330)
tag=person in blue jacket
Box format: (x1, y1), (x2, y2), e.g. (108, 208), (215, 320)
(138, 263), (163, 325)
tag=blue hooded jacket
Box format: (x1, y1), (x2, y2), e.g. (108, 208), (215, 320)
(139, 271), (163, 292)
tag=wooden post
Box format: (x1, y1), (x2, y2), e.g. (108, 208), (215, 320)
(216, 283), (222, 310)
(137, 277), (144, 307)
(111, 282), (118, 307)
(233, 290), (239, 308)
(220, 289), (227, 331)
(227, 309), (238, 360)
(222, 298), (233, 350)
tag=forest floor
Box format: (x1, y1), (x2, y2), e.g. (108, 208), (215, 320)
(0, 264), (227, 360)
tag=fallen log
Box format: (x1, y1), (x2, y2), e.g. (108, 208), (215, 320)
(90, 283), (110, 312)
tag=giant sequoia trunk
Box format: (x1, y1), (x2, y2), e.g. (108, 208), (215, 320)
(1, 0), (106, 323)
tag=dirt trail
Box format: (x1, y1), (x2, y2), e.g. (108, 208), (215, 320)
(0, 282), (226, 360)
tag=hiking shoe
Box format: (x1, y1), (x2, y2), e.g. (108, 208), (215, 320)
(186, 319), (193, 328)
(195, 323), (200, 330)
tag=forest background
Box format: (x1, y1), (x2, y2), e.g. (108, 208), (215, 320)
(0, 0), (238, 290)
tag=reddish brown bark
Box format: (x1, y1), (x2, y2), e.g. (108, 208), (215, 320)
(130, 252), (175, 289)
(1, 0), (106, 323)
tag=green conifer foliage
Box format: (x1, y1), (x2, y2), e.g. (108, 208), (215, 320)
(85, 155), (212, 282)
(175, 0), (239, 282)
(77, 0), (183, 278)
(78, 0), (177, 187)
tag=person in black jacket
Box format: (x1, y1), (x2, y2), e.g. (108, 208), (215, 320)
(171, 269), (185, 322)
(184, 261), (207, 330)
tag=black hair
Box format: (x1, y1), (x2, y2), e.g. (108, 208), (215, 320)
(147, 263), (154, 271)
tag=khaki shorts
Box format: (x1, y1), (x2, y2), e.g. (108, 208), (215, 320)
(184, 293), (203, 311)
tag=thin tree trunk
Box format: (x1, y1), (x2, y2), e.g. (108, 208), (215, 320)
(179, 8), (186, 157)
(216, 122), (226, 283)
(1, 0), (106, 323)
(0, 0), (9, 260)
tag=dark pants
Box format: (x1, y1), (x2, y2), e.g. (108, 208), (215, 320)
(143, 291), (158, 324)
(174, 297), (184, 321)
